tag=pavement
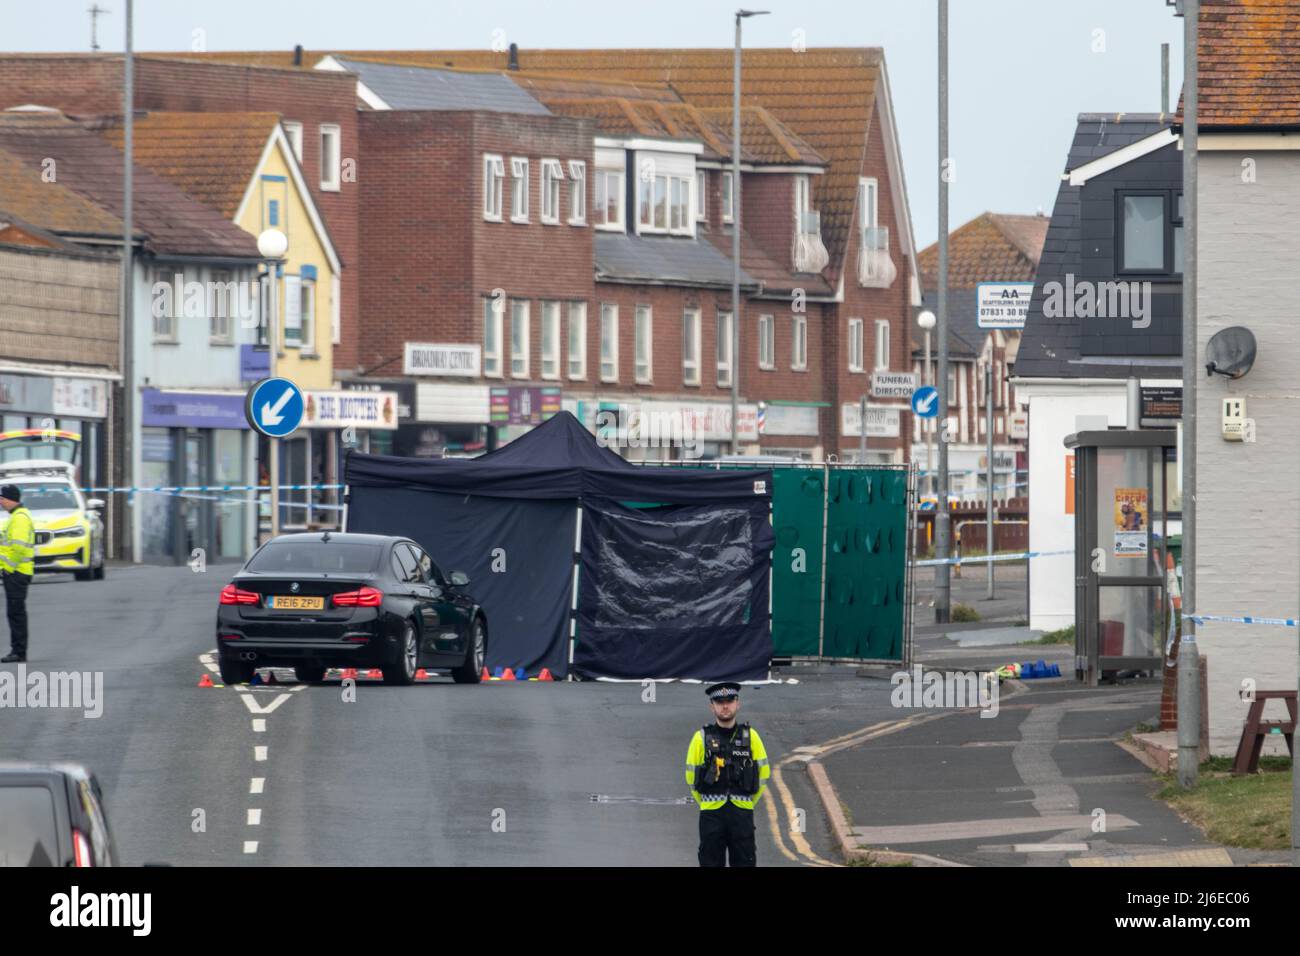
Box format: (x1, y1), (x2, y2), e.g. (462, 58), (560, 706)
(0, 559), (1284, 867)
(803, 563), (1291, 867)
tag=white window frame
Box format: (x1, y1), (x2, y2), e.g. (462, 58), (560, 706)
(758, 313), (775, 370)
(682, 308), (701, 386)
(510, 299), (530, 378)
(541, 158), (564, 225)
(541, 300), (561, 380)
(634, 305), (653, 384)
(151, 269), (178, 342)
(594, 168), (624, 231)
(510, 157), (530, 223)
(716, 310), (733, 387)
(695, 169), (707, 221)
(848, 317), (864, 373)
(858, 177), (878, 233)
(791, 314), (808, 370)
(567, 301), (587, 379)
(483, 296), (503, 378)
(721, 170), (734, 223)
(568, 160), (586, 225)
(795, 174), (811, 224)
(600, 303), (619, 382)
(283, 121), (303, 163)
(300, 279), (316, 354)
(283, 274), (303, 347)
(483, 154), (505, 221)
(637, 173), (692, 236)
(207, 269), (235, 345)
(319, 123), (341, 192)
(874, 319), (890, 371)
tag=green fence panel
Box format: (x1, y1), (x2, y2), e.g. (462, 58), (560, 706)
(770, 468), (826, 657)
(822, 468), (908, 661)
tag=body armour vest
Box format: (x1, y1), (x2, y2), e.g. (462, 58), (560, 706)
(696, 723), (759, 798)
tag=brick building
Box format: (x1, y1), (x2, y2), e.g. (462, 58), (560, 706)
(0, 46), (921, 463)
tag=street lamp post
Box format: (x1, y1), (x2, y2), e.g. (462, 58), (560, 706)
(918, 310), (936, 496)
(731, 8), (769, 454)
(257, 228), (288, 539)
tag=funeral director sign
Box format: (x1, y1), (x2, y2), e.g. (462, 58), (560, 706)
(977, 282), (1034, 330)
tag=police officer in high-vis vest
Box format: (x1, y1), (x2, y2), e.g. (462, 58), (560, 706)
(0, 484), (36, 663)
(685, 681), (771, 867)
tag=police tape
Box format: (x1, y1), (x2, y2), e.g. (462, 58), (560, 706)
(912, 548), (1073, 568)
(1186, 614), (1299, 628)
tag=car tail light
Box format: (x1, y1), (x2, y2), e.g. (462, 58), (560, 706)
(332, 587), (383, 607)
(219, 584), (260, 606)
(72, 829), (92, 867)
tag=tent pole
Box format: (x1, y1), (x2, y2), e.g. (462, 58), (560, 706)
(568, 502), (582, 679)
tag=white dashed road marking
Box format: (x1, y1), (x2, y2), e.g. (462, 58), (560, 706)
(254, 746), (268, 762)
(247, 808), (262, 826)
(250, 778), (264, 795)
(243, 841), (258, 854)
(252, 718), (266, 732)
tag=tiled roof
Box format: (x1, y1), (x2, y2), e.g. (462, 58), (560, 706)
(1015, 114), (1179, 380)
(918, 212), (1048, 292)
(0, 112), (260, 258)
(175, 47), (883, 275)
(95, 112), (279, 219)
(595, 232), (759, 290)
(331, 57), (551, 114)
(541, 98), (825, 165)
(1193, 0), (1300, 127)
(0, 146), (125, 237)
(506, 72), (679, 104)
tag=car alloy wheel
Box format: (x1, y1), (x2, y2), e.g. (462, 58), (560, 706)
(472, 621), (485, 674)
(403, 622), (417, 679)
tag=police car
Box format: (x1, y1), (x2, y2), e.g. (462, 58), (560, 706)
(0, 430), (105, 581)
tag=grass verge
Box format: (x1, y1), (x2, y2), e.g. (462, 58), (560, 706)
(1157, 759), (1292, 850)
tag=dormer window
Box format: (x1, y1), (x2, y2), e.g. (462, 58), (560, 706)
(593, 167), (624, 230)
(721, 171), (734, 223)
(636, 164), (693, 236)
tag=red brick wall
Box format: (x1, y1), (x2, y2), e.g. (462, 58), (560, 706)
(740, 172), (794, 271)
(833, 107), (916, 461)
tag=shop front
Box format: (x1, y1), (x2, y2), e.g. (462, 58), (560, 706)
(409, 381), (493, 457)
(0, 371), (113, 489)
(757, 402), (824, 461)
(138, 388), (255, 565)
(565, 397), (760, 460)
(840, 402), (904, 465)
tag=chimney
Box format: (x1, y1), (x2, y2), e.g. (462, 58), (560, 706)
(508, 43), (519, 71)
(293, 44), (304, 67)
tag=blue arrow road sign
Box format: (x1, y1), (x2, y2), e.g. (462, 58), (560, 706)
(245, 377), (305, 438)
(911, 385), (940, 419)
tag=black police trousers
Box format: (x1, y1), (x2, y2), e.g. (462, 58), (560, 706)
(698, 801), (756, 867)
(4, 571), (30, 658)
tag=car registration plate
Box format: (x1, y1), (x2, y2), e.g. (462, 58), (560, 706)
(268, 595), (324, 610)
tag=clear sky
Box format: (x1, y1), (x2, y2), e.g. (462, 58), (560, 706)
(6, 0), (1186, 249)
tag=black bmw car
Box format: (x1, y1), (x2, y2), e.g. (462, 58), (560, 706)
(215, 532), (487, 686)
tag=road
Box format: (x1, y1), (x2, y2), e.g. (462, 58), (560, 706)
(0, 564), (903, 867)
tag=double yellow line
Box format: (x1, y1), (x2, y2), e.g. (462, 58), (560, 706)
(763, 712), (952, 867)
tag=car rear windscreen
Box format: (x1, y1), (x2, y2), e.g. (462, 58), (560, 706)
(0, 786), (60, 867)
(246, 542), (382, 574)
(16, 484), (79, 511)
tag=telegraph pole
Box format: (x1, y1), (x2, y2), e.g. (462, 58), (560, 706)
(934, 0), (952, 623)
(1177, 0), (1201, 792)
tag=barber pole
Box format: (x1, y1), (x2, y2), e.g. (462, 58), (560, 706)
(756, 402), (766, 436)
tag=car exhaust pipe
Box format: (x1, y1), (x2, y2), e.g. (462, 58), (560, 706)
(239, 651), (258, 662)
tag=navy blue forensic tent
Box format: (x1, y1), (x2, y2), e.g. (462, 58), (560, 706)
(344, 412), (773, 680)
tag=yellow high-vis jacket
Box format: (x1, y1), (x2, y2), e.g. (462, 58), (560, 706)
(684, 724), (770, 811)
(0, 505), (35, 576)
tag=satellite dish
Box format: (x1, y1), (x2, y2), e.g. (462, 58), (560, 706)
(1205, 326), (1256, 379)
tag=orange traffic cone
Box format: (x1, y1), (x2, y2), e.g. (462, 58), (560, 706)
(368, 669), (383, 679)
(415, 669), (429, 680)
(501, 668), (516, 681)
(198, 673), (214, 688)
(538, 668), (554, 682)
(264, 670), (278, 685)
(480, 667), (492, 681)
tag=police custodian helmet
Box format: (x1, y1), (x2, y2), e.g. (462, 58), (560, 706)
(705, 681), (741, 701)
